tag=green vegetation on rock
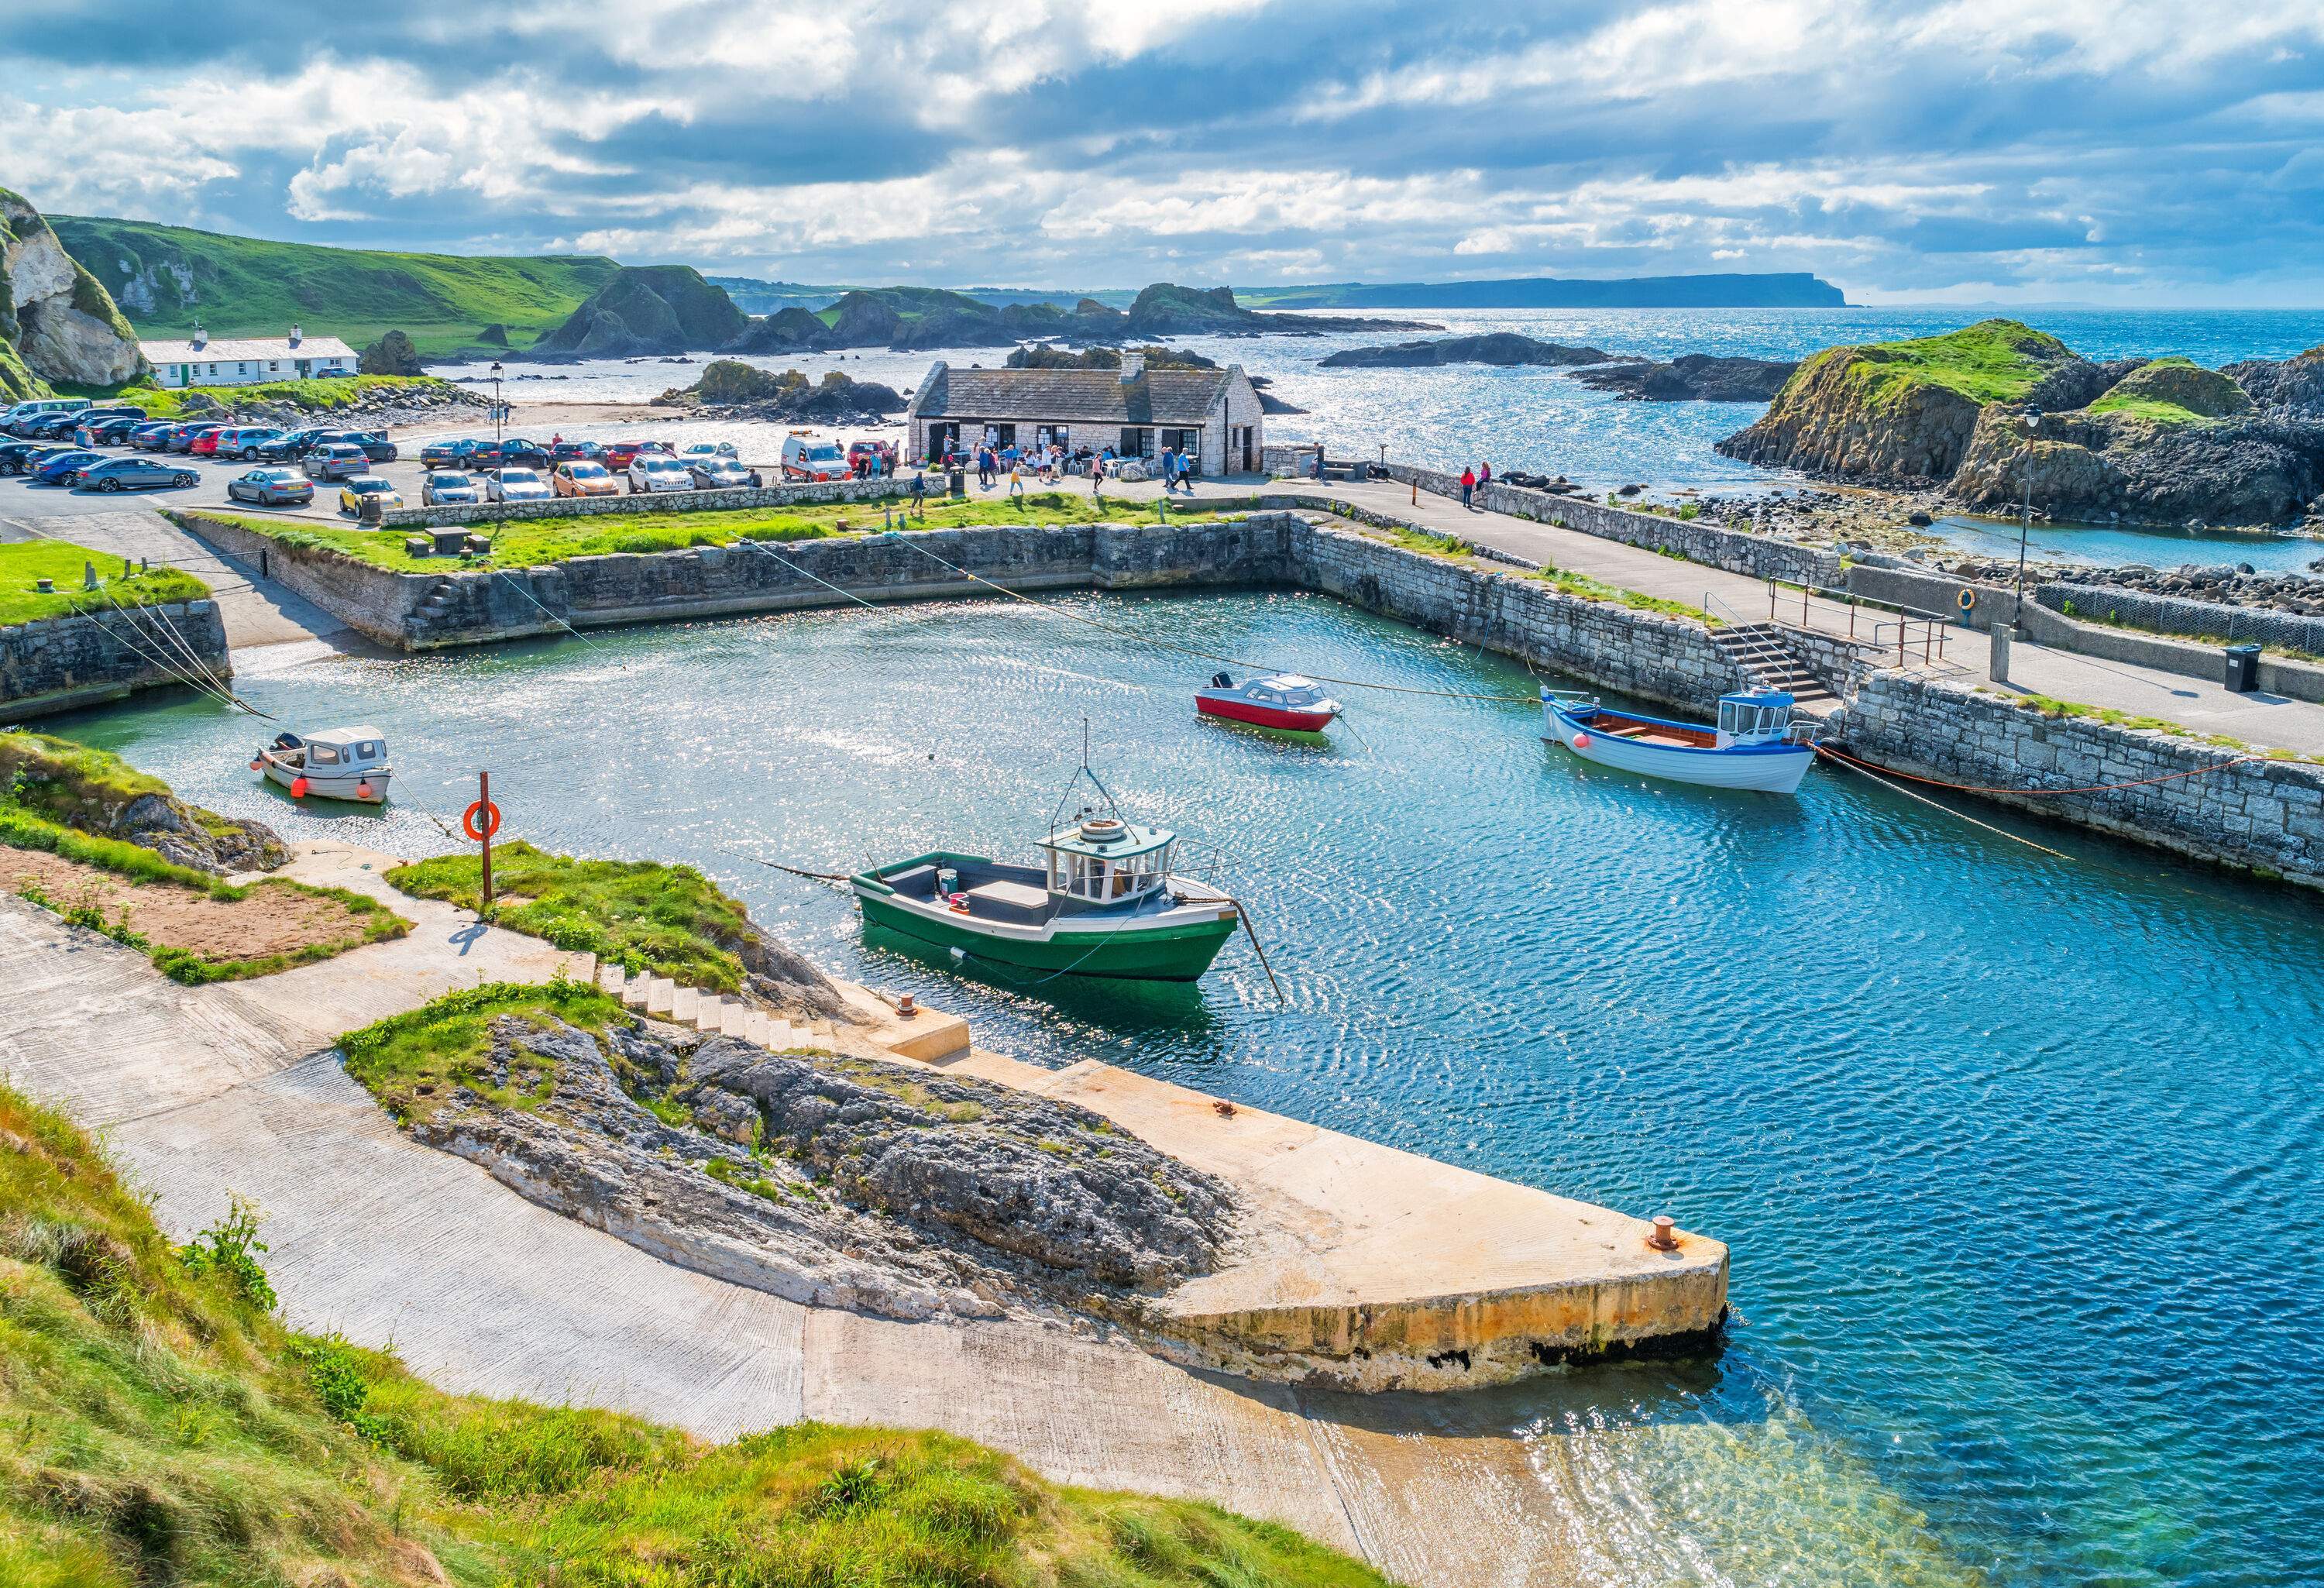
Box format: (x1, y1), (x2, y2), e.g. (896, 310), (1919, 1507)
(1810, 318), (2074, 411)
(0, 1078), (1394, 1587)
(387, 841), (761, 991)
(339, 978), (626, 1122)
(89, 371), (458, 421)
(50, 215), (619, 355)
(0, 538), (208, 627)
(2087, 357), (2254, 424)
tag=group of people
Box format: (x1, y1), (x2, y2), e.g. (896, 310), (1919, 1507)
(938, 438), (1202, 500)
(1458, 459), (1497, 510)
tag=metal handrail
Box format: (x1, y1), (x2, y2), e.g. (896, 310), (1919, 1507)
(1763, 576), (1951, 662)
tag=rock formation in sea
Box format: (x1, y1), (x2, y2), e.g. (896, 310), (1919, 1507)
(1717, 319), (2324, 528)
(1318, 332), (1618, 369)
(1572, 353), (1798, 401)
(0, 187), (147, 397)
(531, 265), (752, 359)
(654, 359), (903, 419)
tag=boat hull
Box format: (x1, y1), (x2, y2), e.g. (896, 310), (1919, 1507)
(854, 888), (1238, 981)
(1196, 693), (1337, 732)
(1543, 702), (1813, 793)
(257, 754), (390, 803)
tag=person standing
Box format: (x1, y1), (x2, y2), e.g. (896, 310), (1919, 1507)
(1175, 447), (1194, 493)
(1159, 445), (1176, 493)
(909, 467), (927, 516)
(1008, 460), (1025, 499)
(1460, 466), (1477, 510)
(1090, 453), (1105, 502)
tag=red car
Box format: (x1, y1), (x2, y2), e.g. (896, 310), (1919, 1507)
(187, 428), (227, 456)
(603, 439), (670, 471)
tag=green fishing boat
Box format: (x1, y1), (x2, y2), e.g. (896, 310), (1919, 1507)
(851, 813), (1240, 982)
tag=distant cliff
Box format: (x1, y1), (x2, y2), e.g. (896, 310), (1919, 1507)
(1318, 333), (1615, 369)
(531, 265), (750, 359)
(1239, 272), (1848, 311)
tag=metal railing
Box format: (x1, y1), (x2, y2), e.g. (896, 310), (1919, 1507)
(1762, 577), (1953, 663)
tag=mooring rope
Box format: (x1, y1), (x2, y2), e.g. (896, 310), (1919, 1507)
(492, 569), (621, 662)
(878, 532), (1541, 704)
(1814, 742), (2257, 798)
(1812, 746), (2071, 860)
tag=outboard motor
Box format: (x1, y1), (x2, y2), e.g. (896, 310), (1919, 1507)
(1211, 672), (1233, 689)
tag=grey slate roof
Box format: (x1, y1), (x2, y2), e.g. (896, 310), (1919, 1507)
(917, 366), (1232, 426)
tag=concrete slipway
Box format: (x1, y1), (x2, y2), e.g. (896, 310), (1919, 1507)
(0, 845), (1728, 1586)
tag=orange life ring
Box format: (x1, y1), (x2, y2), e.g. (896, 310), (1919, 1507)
(462, 799), (502, 841)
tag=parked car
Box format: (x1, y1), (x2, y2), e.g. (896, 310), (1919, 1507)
(547, 440), (607, 465)
(676, 442), (739, 464)
(780, 434), (848, 481)
(80, 456), (197, 493)
(303, 442), (371, 481)
(126, 421), (177, 450)
(326, 431), (398, 464)
(32, 449), (106, 486)
(0, 442), (68, 475)
(486, 467), (554, 504)
(466, 437), (548, 472)
(418, 438), (482, 469)
(846, 440), (896, 474)
(627, 454), (694, 493)
(22, 411), (88, 440)
(256, 427), (332, 460)
(77, 415), (150, 447)
(421, 470), (480, 506)
(2, 399), (92, 436)
(207, 426), (286, 461)
(166, 423), (223, 453)
(337, 476), (404, 517)
(225, 467), (315, 507)
(602, 439), (669, 471)
(550, 461), (619, 498)
(688, 456), (753, 489)
(187, 428), (230, 457)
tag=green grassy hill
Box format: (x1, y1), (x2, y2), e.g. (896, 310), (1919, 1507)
(0, 1073), (1394, 1587)
(50, 217), (621, 356)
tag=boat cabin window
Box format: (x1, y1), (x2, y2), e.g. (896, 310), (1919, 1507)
(352, 741), (379, 761)
(311, 744), (341, 765)
(1048, 840), (1173, 902)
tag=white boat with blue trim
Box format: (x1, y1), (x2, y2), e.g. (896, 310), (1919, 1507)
(1542, 686), (1817, 793)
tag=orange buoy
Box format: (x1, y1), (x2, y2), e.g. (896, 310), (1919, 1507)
(462, 799), (501, 841)
(248, 758), (263, 772)
(1572, 731), (1593, 749)
(356, 782), (374, 800)
(290, 775), (310, 798)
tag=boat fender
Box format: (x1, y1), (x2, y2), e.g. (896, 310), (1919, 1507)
(356, 782), (374, 800)
(248, 758), (263, 772)
(290, 776), (310, 798)
(1572, 731), (1593, 749)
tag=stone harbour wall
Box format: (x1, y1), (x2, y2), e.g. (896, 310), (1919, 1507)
(0, 601), (232, 719)
(1381, 463), (1843, 588)
(380, 475), (920, 531)
(174, 512), (438, 648)
(2037, 580), (2324, 655)
(1835, 672), (2324, 888)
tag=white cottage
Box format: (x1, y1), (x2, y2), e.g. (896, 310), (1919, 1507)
(138, 325), (360, 390)
(905, 355), (1265, 474)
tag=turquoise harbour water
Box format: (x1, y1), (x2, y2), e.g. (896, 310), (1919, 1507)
(58, 591), (2324, 1585)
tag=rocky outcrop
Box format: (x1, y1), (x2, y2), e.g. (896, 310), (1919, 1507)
(1719, 320), (2092, 483)
(1318, 333), (1616, 370)
(1950, 406), (2324, 528)
(532, 266), (751, 359)
(2225, 346), (2324, 416)
(403, 1013), (1237, 1324)
(0, 188), (147, 397)
(1119, 283), (1433, 338)
(653, 360), (903, 421)
(0, 730), (287, 873)
(1572, 353), (1797, 401)
(356, 328), (424, 376)
(1006, 342), (1217, 372)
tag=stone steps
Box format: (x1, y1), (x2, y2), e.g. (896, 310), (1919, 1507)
(593, 963), (817, 1053)
(1712, 624), (1834, 704)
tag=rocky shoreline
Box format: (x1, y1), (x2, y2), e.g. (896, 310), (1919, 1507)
(398, 1009), (1240, 1332)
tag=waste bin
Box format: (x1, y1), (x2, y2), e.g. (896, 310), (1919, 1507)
(947, 467), (966, 498)
(2223, 642), (2261, 693)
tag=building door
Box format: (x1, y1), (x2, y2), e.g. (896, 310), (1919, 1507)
(1239, 427), (1255, 471)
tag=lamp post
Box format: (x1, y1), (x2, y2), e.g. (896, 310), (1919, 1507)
(2013, 407), (2041, 620)
(490, 360), (504, 445)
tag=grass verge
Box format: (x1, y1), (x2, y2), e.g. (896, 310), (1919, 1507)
(1383, 524), (1714, 621)
(65, 373), (463, 421)
(0, 802), (407, 981)
(182, 492), (1250, 574)
(0, 1078), (1393, 1587)
(338, 977), (622, 1124)
(386, 840), (754, 991)
(0, 540), (209, 627)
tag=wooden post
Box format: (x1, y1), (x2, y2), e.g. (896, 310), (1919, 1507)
(478, 768), (494, 914)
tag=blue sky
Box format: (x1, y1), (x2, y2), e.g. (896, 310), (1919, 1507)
(5, 0), (2323, 303)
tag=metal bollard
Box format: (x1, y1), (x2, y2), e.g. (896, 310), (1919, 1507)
(1990, 624), (2013, 684)
(1648, 1215), (1679, 1251)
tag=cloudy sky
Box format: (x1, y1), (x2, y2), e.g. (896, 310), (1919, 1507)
(5, 0), (2323, 303)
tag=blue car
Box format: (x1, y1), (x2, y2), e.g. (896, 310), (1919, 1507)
(31, 449), (105, 486)
(78, 456), (198, 493)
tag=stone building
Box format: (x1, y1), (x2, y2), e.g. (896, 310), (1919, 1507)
(138, 325), (359, 389)
(905, 354), (1264, 474)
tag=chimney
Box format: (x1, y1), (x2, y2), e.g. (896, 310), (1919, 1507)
(191, 320), (207, 351)
(1119, 351), (1145, 383)
(289, 324), (302, 348)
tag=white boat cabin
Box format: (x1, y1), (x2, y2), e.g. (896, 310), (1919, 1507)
(1037, 817), (1177, 906)
(289, 725), (388, 771)
(1714, 690), (1797, 748)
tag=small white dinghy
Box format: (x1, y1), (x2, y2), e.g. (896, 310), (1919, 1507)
(251, 726), (392, 803)
(1542, 687), (1817, 793)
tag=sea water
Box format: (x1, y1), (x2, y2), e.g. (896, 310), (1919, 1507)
(60, 589), (2324, 1586)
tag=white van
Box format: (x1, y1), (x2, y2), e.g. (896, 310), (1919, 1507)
(780, 431), (848, 482)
